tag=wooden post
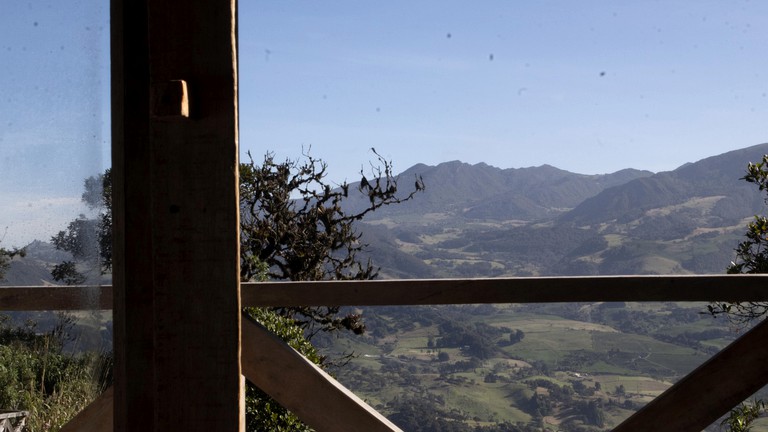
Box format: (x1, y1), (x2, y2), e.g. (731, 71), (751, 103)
(112, 0), (243, 430)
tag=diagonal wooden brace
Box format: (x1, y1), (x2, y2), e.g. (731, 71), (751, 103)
(613, 318), (768, 431)
(59, 386), (113, 432)
(241, 312), (403, 432)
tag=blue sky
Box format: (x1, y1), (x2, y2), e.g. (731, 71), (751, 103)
(3, 1), (768, 246)
(240, 1), (768, 182)
(0, 1), (108, 247)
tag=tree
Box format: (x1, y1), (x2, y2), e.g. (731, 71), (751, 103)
(51, 150), (424, 430)
(239, 148), (423, 335)
(50, 169), (112, 285)
(509, 329), (525, 344)
(709, 155), (768, 322)
(0, 238), (25, 282)
(54, 151), (423, 336)
(709, 156), (768, 432)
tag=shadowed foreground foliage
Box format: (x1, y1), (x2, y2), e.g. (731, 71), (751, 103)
(0, 313), (111, 431)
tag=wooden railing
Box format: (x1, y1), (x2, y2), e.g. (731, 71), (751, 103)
(4, 274), (768, 431)
(0, 410), (28, 432)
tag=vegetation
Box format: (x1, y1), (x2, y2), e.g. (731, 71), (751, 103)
(49, 169), (112, 285)
(245, 307), (321, 432)
(0, 235), (25, 282)
(709, 156), (768, 431)
(709, 155), (768, 323)
(38, 149), (422, 431)
(322, 301), (736, 431)
(0, 313), (110, 431)
(9, 147), (768, 430)
(240, 149), (422, 335)
(722, 400), (766, 432)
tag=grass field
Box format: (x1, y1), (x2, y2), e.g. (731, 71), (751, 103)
(322, 301), (759, 431)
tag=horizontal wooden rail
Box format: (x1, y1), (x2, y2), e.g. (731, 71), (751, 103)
(3, 275), (768, 310)
(9, 275), (768, 432)
(241, 275), (768, 306)
(0, 285), (112, 311)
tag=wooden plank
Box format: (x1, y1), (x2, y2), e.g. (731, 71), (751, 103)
(241, 275), (768, 306)
(112, 0), (243, 430)
(0, 286), (112, 311)
(146, 0), (243, 429)
(613, 317), (768, 431)
(0, 411), (28, 420)
(3, 275), (768, 311)
(110, 0), (154, 428)
(241, 313), (402, 432)
(59, 387), (113, 432)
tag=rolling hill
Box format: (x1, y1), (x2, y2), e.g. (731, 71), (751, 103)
(357, 143), (768, 278)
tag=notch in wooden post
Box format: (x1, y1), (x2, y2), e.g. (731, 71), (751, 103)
(151, 80), (189, 118)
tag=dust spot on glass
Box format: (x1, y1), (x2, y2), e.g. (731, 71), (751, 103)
(33, 21), (38, 27)
(489, 54), (494, 61)
(446, 33), (451, 39)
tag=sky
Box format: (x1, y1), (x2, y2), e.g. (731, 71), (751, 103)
(239, 1), (768, 181)
(3, 1), (768, 246)
(0, 1), (109, 247)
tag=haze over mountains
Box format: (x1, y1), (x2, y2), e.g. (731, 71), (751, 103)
(355, 143), (768, 278)
(4, 143), (768, 284)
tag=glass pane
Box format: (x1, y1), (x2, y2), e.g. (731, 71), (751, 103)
(240, 2), (768, 431)
(0, 2), (110, 429)
(1, 1), (110, 286)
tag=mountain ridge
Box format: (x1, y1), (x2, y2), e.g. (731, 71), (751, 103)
(357, 143), (768, 277)
(348, 159), (654, 221)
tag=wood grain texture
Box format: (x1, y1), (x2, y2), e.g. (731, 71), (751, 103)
(112, 0), (242, 430)
(3, 274), (768, 311)
(0, 286), (112, 310)
(241, 313), (402, 432)
(241, 275), (768, 306)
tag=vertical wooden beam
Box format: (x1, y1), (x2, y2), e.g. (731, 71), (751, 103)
(112, 0), (243, 430)
(111, 0), (153, 429)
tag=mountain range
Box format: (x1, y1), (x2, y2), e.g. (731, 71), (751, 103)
(354, 143), (768, 278)
(4, 143), (768, 284)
